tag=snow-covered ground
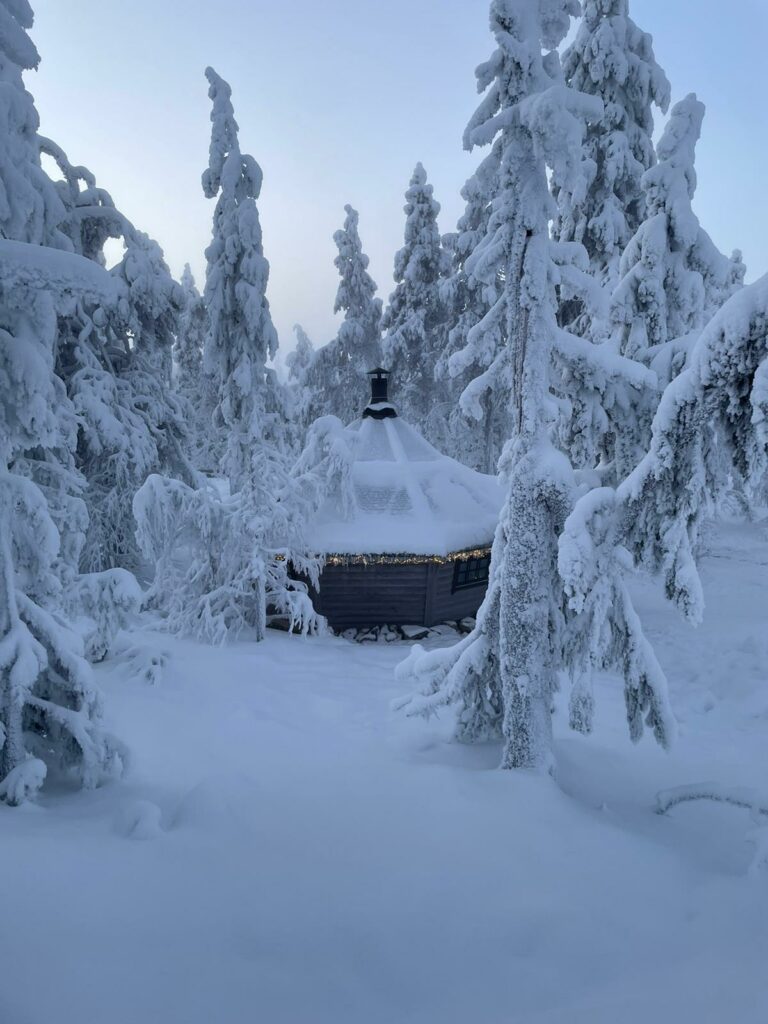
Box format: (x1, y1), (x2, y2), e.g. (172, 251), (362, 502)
(2, 520), (767, 1024)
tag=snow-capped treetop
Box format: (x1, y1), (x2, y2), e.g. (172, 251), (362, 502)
(0, 0), (71, 249)
(202, 67), (262, 205)
(554, 0), (671, 296)
(611, 94), (739, 372)
(300, 206), (382, 429)
(383, 163), (447, 339)
(286, 323), (314, 384)
(333, 204), (382, 350)
(640, 93), (704, 261)
(0, 0), (39, 72)
(460, 0), (602, 444)
(201, 66), (280, 492)
(329, 203), (382, 404)
(175, 263), (206, 390)
(436, 150), (503, 472)
(382, 163), (450, 427)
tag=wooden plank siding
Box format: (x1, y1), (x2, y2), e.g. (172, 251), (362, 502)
(311, 559), (488, 630)
(430, 561), (486, 623)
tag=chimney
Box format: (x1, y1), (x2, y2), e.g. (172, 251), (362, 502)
(363, 367), (397, 420)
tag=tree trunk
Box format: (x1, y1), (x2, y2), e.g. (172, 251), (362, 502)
(0, 528), (26, 782)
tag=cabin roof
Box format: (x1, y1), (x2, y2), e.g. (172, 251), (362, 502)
(306, 415), (503, 556)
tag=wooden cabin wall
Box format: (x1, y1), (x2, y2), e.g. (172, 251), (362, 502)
(312, 560), (488, 630)
(429, 562), (486, 624)
(312, 563), (428, 629)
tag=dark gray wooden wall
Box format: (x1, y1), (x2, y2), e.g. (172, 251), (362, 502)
(429, 562), (486, 624)
(312, 560), (487, 630)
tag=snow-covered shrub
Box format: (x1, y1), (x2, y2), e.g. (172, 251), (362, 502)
(0, 758), (47, 807)
(67, 569), (142, 662)
(134, 475), (323, 644)
(558, 487), (675, 743)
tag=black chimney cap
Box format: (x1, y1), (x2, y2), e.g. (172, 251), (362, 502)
(363, 367), (397, 419)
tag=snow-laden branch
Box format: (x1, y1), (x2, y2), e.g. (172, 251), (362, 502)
(656, 783), (768, 818)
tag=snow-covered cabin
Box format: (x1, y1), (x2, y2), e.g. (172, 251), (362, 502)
(306, 369), (503, 631)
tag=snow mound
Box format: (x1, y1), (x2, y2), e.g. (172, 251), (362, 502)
(172, 774), (261, 836)
(113, 800), (164, 840)
(306, 415), (503, 555)
(0, 759), (47, 806)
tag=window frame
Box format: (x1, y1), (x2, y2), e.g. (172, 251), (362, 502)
(451, 553), (491, 593)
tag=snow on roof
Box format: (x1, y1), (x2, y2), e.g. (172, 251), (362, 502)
(307, 414), (503, 556)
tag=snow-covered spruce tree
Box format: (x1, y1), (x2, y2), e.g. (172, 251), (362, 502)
(305, 205), (383, 428)
(202, 66), (281, 488)
(173, 263), (214, 471)
(382, 164), (451, 433)
(133, 67), (320, 645)
(83, 226), (192, 571)
(396, 0), (671, 771)
(0, 280), (126, 802)
(553, 0), (670, 332)
(287, 323), (314, 384)
(328, 204), (382, 420)
(38, 136), (197, 571)
(608, 94), (742, 478)
(613, 95), (740, 373)
(0, 0), (126, 801)
(285, 323), (316, 428)
(175, 264), (206, 396)
(560, 274), (768, 735)
(436, 152), (507, 472)
(443, 104), (621, 478)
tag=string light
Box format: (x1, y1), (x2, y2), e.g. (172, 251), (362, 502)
(324, 546), (491, 568)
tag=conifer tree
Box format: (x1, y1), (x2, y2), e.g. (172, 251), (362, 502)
(382, 164), (450, 429)
(438, 152), (505, 471)
(560, 275), (768, 737)
(608, 95), (742, 476)
(553, 0), (670, 331)
(306, 205), (382, 427)
(397, 0), (671, 771)
(39, 136), (195, 570)
(175, 264), (206, 395)
(0, 0), (125, 802)
(173, 263), (211, 471)
(330, 204), (382, 419)
(202, 66), (281, 493)
(285, 323), (317, 430)
(132, 67), (319, 644)
(287, 323), (314, 384)
(613, 95), (741, 373)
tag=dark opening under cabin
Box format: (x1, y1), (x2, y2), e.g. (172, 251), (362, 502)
(306, 369), (503, 631)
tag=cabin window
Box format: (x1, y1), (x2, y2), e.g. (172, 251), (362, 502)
(452, 554), (491, 592)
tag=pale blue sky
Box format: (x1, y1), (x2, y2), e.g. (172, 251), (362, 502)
(30, 1), (768, 355)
